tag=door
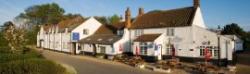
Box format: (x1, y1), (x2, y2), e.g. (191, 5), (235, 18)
(92, 44), (97, 55)
(72, 42), (76, 55)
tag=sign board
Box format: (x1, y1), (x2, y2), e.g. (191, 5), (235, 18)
(72, 32), (80, 42)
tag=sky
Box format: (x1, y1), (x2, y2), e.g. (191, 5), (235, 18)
(0, 0), (250, 31)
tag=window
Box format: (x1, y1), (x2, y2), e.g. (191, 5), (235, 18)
(148, 42), (153, 48)
(214, 50), (219, 57)
(100, 46), (106, 54)
(140, 42), (148, 55)
(200, 46), (217, 57)
(135, 30), (143, 36)
(83, 29), (88, 35)
(166, 28), (174, 36)
(78, 45), (81, 50)
(166, 45), (171, 55)
(63, 42), (67, 49)
(200, 48), (204, 56)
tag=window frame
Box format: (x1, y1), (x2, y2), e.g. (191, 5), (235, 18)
(166, 28), (175, 36)
(140, 42), (148, 55)
(135, 29), (143, 37)
(83, 29), (89, 35)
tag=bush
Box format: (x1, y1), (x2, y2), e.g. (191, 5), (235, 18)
(0, 50), (43, 63)
(0, 59), (67, 74)
(0, 47), (11, 53)
(95, 53), (107, 59)
(0, 47), (67, 74)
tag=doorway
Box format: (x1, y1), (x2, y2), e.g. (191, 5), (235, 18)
(72, 42), (77, 55)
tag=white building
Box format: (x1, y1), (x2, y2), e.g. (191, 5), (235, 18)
(118, 0), (243, 65)
(37, 17), (103, 54)
(37, 0), (243, 66)
(79, 25), (122, 58)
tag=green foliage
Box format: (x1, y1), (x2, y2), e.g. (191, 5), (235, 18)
(15, 3), (65, 25)
(0, 48), (43, 63)
(25, 25), (40, 45)
(0, 48), (66, 74)
(108, 14), (120, 25)
(221, 23), (246, 36)
(0, 32), (9, 47)
(2, 21), (27, 51)
(94, 16), (108, 24)
(64, 13), (83, 20)
(221, 23), (250, 50)
(0, 59), (66, 74)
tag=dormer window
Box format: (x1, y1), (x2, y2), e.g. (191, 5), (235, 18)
(83, 29), (88, 35)
(166, 28), (174, 36)
(135, 29), (143, 36)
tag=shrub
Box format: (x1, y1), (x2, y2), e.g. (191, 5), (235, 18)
(0, 50), (43, 63)
(95, 53), (107, 59)
(0, 59), (67, 74)
(0, 47), (11, 53)
(0, 47), (67, 74)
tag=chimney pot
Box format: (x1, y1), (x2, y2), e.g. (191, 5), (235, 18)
(138, 7), (144, 17)
(125, 7), (131, 28)
(194, 0), (200, 7)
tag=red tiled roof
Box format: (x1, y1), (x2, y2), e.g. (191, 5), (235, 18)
(130, 7), (196, 29)
(134, 34), (161, 42)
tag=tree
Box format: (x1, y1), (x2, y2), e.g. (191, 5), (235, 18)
(63, 13), (82, 20)
(15, 3), (65, 25)
(25, 25), (40, 45)
(94, 16), (108, 24)
(221, 23), (246, 37)
(3, 21), (27, 53)
(108, 14), (120, 25)
(221, 23), (250, 50)
(14, 3), (65, 45)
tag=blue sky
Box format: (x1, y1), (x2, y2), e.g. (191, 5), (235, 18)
(0, 0), (250, 31)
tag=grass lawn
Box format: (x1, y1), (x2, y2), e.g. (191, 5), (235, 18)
(0, 47), (69, 74)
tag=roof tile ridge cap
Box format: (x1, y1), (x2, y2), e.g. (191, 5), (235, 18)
(149, 6), (194, 13)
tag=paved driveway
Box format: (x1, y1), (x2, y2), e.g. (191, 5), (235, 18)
(42, 50), (163, 74)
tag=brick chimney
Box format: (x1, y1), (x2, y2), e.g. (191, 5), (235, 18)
(137, 7), (144, 17)
(125, 7), (131, 28)
(194, 0), (200, 8)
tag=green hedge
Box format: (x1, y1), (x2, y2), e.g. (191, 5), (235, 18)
(0, 59), (66, 74)
(0, 47), (67, 74)
(0, 50), (43, 63)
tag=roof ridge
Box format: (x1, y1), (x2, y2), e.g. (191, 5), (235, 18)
(147, 6), (194, 14)
(131, 6), (196, 29)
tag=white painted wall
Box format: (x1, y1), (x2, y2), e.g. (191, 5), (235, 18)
(96, 44), (113, 55)
(127, 25), (237, 61)
(72, 17), (102, 54)
(130, 27), (193, 57)
(192, 7), (206, 28)
(82, 44), (94, 53)
(192, 25), (235, 60)
(113, 29), (131, 54)
(36, 25), (72, 53)
(61, 31), (71, 52)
